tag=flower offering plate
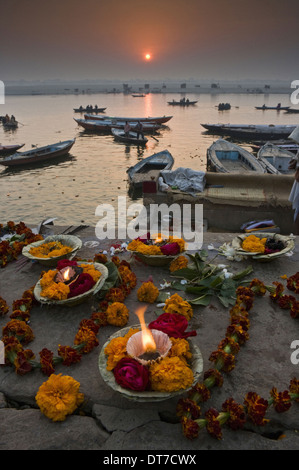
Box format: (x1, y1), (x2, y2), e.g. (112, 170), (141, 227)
(98, 324), (203, 402)
(22, 234), (83, 266)
(231, 232), (295, 262)
(127, 250), (179, 266)
(34, 262), (108, 307)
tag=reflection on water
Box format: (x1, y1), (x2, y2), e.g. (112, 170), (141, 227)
(0, 91), (295, 226)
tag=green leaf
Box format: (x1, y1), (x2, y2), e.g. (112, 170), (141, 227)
(170, 267), (198, 280)
(189, 294), (212, 306)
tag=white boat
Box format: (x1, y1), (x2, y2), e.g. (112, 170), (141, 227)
(83, 114), (173, 124)
(257, 142), (294, 174)
(0, 139), (75, 167)
(127, 150), (174, 188)
(207, 139), (266, 173)
(111, 128), (148, 145)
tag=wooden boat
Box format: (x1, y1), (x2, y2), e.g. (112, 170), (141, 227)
(0, 139), (75, 167)
(127, 150), (174, 188)
(132, 94), (145, 97)
(75, 118), (160, 133)
(255, 105), (290, 111)
(73, 107), (106, 113)
(218, 103), (231, 110)
(0, 144), (25, 156)
(3, 121), (18, 129)
(257, 142), (294, 174)
(284, 108), (299, 114)
(111, 128), (148, 145)
(167, 99), (197, 106)
(83, 114), (173, 124)
(201, 123), (297, 140)
(207, 139), (265, 173)
(250, 140), (299, 154)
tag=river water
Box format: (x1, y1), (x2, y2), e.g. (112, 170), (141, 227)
(0, 91), (297, 227)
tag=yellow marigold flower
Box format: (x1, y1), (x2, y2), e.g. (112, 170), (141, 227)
(106, 302), (129, 327)
(168, 337), (192, 364)
(169, 255), (189, 272)
(242, 235), (266, 253)
(29, 241), (72, 258)
(123, 328), (140, 340)
(80, 263), (101, 282)
(163, 293), (193, 320)
(137, 281), (159, 303)
(40, 282), (70, 300)
(74, 326), (99, 353)
(35, 373), (84, 422)
(149, 356), (194, 392)
(40, 269), (58, 289)
(104, 336), (128, 370)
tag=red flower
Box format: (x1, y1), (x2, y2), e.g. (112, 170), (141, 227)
(113, 357), (150, 391)
(39, 348), (55, 376)
(68, 273), (95, 298)
(56, 259), (78, 271)
(148, 312), (197, 339)
(160, 242), (180, 256)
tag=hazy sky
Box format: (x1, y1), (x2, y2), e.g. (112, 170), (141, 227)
(1, 0), (299, 82)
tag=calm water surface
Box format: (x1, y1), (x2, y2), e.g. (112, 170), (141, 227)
(0, 92), (297, 227)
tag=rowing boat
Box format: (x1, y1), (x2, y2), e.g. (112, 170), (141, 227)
(167, 100), (197, 106)
(0, 144), (25, 156)
(111, 128), (148, 145)
(74, 118), (160, 133)
(207, 139), (265, 173)
(127, 150), (174, 188)
(255, 105), (290, 111)
(73, 107), (106, 113)
(0, 139), (75, 167)
(257, 142), (294, 174)
(201, 123), (297, 140)
(83, 114), (172, 124)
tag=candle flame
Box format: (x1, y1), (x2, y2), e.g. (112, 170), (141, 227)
(63, 267), (71, 281)
(135, 306), (156, 353)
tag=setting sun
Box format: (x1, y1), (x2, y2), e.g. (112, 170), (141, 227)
(145, 53), (151, 61)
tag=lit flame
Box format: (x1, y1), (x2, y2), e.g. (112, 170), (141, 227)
(63, 267), (71, 281)
(135, 306), (156, 353)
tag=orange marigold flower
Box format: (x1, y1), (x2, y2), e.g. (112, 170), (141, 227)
(74, 326), (99, 353)
(149, 356), (194, 392)
(10, 309), (31, 322)
(12, 298), (32, 312)
(277, 295), (296, 310)
(289, 378), (299, 401)
(203, 368), (224, 388)
(169, 255), (189, 272)
(205, 408), (222, 440)
(137, 281), (159, 303)
(209, 350), (235, 373)
(93, 253), (108, 264)
(14, 350), (35, 375)
(111, 255), (120, 266)
(218, 337), (240, 355)
(106, 302), (129, 327)
(79, 319), (100, 334)
(35, 373), (84, 422)
(270, 387), (292, 413)
(104, 336), (128, 370)
(222, 398), (246, 430)
(57, 345), (82, 366)
(249, 278), (267, 296)
(39, 348), (55, 376)
(226, 324), (249, 344)
(290, 299), (299, 319)
(181, 416), (200, 440)
(177, 398), (201, 419)
(163, 293), (193, 321)
(105, 287), (126, 303)
(2, 319), (34, 345)
(2, 335), (24, 365)
(286, 272), (299, 294)
(244, 391), (269, 426)
(168, 336), (192, 364)
(270, 281), (284, 301)
(230, 314), (250, 332)
(188, 382), (211, 402)
(90, 311), (108, 327)
(0, 296), (9, 316)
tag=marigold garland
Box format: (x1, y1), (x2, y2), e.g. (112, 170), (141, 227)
(163, 293), (193, 321)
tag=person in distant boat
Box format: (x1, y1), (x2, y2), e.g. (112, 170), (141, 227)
(10, 115), (16, 123)
(134, 121), (144, 140)
(4, 114), (10, 123)
(288, 150), (299, 234)
(124, 121), (131, 137)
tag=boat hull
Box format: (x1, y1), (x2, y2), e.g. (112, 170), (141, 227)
(111, 128), (148, 145)
(0, 140), (75, 167)
(202, 124), (297, 140)
(207, 139), (265, 173)
(75, 118), (160, 133)
(83, 114), (172, 124)
(0, 144), (25, 156)
(127, 150), (174, 188)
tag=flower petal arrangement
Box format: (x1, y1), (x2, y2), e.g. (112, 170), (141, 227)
(231, 233), (295, 261)
(34, 259), (108, 306)
(22, 234), (82, 266)
(127, 233), (186, 266)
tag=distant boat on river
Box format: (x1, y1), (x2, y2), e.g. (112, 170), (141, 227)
(74, 118), (161, 133)
(168, 99), (197, 106)
(255, 104), (290, 111)
(0, 144), (25, 156)
(207, 139), (266, 173)
(73, 106), (106, 113)
(111, 128), (148, 145)
(201, 123), (297, 140)
(0, 139), (75, 167)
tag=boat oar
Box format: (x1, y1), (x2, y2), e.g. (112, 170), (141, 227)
(151, 135), (159, 142)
